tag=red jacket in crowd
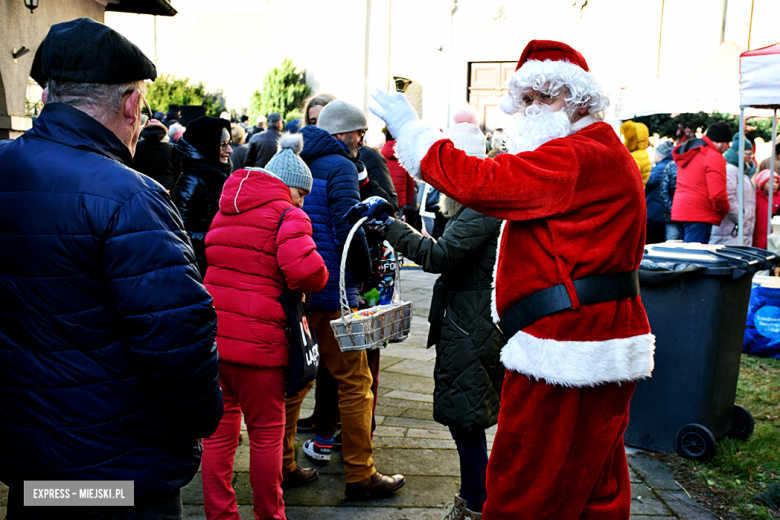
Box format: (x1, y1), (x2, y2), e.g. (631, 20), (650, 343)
(670, 136), (730, 225)
(204, 169), (328, 368)
(753, 189), (780, 250)
(382, 140), (416, 207)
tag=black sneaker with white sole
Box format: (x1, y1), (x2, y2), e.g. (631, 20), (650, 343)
(303, 438), (332, 464)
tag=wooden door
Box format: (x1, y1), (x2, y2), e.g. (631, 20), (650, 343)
(468, 62), (516, 132)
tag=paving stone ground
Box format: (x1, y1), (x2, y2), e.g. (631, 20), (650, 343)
(0, 269), (718, 519)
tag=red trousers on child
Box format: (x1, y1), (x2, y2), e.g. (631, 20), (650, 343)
(483, 371), (636, 520)
(202, 363), (286, 520)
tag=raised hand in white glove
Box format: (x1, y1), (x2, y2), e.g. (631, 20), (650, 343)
(369, 90), (419, 142)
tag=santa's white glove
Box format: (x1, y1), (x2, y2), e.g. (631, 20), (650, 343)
(369, 90), (419, 141)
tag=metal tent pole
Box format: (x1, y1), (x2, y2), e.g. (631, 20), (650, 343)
(739, 107), (745, 245)
(769, 109), (778, 245)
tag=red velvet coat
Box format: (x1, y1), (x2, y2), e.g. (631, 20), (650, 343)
(410, 117), (654, 387)
(671, 136), (730, 225)
(204, 169), (328, 368)
(382, 140), (416, 207)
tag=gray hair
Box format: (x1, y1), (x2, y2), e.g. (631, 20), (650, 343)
(46, 80), (146, 124)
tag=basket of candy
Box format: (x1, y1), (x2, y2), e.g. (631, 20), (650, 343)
(330, 217), (413, 351)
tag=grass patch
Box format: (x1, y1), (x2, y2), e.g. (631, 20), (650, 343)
(654, 354), (780, 519)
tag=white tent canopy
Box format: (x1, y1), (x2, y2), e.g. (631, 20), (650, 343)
(620, 41), (745, 120)
(740, 43), (780, 108)
(739, 43), (780, 247)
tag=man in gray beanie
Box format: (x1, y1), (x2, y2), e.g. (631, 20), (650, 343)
(294, 103), (406, 498)
(0, 17), (223, 519)
(317, 100), (368, 158)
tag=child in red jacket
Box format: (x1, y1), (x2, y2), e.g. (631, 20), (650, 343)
(202, 134), (328, 520)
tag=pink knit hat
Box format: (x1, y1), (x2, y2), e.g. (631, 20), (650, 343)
(756, 169), (780, 190)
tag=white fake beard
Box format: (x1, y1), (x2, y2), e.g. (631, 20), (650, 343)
(506, 104), (573, 154)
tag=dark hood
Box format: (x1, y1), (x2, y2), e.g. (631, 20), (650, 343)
(182, 116), (230, 161)
(299, 125), (352, 164)
(672, 137), (711, 168)
(173, 138), (203, 161)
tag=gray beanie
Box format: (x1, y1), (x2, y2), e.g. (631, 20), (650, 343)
(264, 133), (313, 192)
(317, 100), (367, 135)
(656, 140), (675, 158)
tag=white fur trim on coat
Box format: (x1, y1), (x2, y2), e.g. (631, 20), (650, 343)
(570, 114), (598, 133)
(491, 220), (507, 323)
(394, 121), (444, 181)
(500, 330), (656, 387)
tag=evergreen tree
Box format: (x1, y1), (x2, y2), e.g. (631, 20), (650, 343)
(248, 58), (311, 124)
(633, 111), (774, 143)
(145, 74), (225, 118)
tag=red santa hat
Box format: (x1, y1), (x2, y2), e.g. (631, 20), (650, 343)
(500, 40), (606, 116)
(515, 40), (590, 72)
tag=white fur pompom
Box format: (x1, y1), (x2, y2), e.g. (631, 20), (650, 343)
(500, 94), (520, 115)
(279, 132), (304, 155)
(452, 107), (479, 125)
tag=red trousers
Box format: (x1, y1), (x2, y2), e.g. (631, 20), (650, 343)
(202, 363), (286, 520)
(483, 371), (636, 520)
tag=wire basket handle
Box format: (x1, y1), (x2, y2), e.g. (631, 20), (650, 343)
(339, 217), (368, 324)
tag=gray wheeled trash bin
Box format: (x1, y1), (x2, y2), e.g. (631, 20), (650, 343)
(624, 242), (777, 462)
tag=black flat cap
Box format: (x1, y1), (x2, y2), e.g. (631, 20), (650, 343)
(43, 17), (157, 83)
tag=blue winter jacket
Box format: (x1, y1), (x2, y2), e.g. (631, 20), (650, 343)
(646, 152), (674, 228)
(0, 103), (223, 498)
(299, 125), (371, 310)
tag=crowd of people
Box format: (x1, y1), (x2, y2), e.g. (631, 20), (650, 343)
(7, 13), (771, 520)
(636, 118), (780, 249)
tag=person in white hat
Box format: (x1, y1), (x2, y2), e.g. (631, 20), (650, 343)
(369, 40), (655, 519)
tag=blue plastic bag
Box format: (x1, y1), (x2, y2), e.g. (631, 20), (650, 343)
(743, 282), (780, 359)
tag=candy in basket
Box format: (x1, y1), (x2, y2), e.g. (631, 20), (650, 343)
(330, 217), (413, 351)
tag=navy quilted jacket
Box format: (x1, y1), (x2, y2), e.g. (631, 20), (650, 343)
(646, 152), (673, 228)
(0, 103), (223, 498)
(299, 125), (371, 310)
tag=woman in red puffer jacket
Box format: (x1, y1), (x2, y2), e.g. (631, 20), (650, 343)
(202, 133), (328, 520)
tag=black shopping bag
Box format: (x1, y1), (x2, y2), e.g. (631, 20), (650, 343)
(278, 289), (319, 397)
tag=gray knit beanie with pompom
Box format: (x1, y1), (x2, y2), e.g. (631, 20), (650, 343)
(264, 133), (313, 192)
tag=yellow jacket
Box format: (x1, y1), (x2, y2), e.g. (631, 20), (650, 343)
(620, 120), (652, 186)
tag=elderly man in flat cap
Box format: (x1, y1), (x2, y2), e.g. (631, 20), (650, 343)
(0, 18), (223, 519)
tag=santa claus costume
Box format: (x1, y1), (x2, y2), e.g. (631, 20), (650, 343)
(371, 41), (655, 519)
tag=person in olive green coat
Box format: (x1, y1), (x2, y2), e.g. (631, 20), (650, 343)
(346, 114), (504, 520)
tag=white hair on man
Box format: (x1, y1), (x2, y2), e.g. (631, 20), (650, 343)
(500, 56), (610, 154)
(46, 80), (147, 126)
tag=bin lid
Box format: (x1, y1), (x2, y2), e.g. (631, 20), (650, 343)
(643, 242), (778, 279)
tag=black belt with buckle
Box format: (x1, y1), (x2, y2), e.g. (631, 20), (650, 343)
(498, 270), (640, 339)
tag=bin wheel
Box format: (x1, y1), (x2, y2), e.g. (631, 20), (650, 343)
(726, 404), (755, 440)
(675, 423), (717, 462)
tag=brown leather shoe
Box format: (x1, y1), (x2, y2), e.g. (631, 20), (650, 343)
(345, 471), (405, 498)
(281, 466), (318, 489)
